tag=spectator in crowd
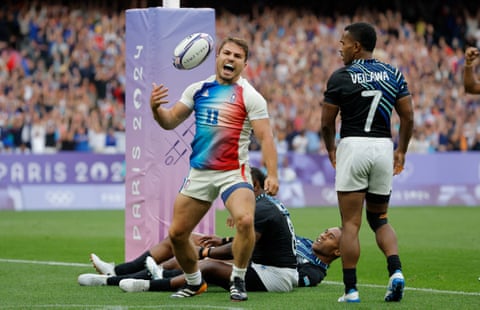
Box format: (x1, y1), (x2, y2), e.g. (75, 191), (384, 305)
(0, 2), (126, 154)
(277, 156), (306, 207)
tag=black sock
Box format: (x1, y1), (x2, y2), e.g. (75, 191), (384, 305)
(163, 269), (183, 278)
(387, 255), (402, 276)
(114, 251), (151, 275)
(149, 278), (175, 291)
(106, 269), (150, 286)
(343, 268), (357, 293)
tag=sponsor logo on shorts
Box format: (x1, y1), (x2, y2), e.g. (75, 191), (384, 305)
(183, 178), (191, 190)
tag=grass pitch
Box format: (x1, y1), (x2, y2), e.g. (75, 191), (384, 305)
(0, 206), (479, 309)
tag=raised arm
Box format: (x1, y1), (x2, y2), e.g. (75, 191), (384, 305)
(464, 47), (480, 94)
(150, 83), (192, 129)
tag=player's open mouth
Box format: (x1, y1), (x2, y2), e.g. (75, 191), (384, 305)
(223, 63), (234, 72)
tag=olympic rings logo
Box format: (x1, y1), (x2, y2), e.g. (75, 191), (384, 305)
(44, 190), (75, 206)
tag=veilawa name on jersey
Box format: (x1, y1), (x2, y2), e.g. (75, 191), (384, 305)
(349, 71), (389, 84)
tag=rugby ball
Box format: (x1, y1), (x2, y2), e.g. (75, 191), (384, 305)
(172, 33), (214, 70)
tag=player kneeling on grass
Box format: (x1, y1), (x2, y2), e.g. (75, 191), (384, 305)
(78, 168), (342, 292)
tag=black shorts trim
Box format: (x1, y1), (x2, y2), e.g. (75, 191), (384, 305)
(245, 266), (267, 291)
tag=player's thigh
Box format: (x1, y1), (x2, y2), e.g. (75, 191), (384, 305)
(180, 168), (220, 202)
(368, 142), (394, 195)
(336, 138), (370, 191)
(218, 167), (254, 221)
(338, 191), (365, 225)
(170, 193), (211, 236)
(162, 257), (181, 270)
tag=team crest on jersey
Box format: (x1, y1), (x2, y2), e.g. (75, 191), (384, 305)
(229, 93), (236, 103)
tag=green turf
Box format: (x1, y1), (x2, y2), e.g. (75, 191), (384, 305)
(1, 206), (479, 309)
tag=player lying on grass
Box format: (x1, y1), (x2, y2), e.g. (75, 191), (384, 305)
(79, 226), (341, 289)
(78, 168), (341, 292)
(122, 227), (342, 293)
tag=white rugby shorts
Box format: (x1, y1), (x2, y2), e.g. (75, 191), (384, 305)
(250, 262), (298, 292)
(180, 166), (252, 203)
(335, 137), (393, 195)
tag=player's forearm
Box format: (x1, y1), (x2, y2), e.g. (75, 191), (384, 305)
(396, 119), (413, 154)
(152, 107), (178, 130)
(464, 65), (480, 94)
(260, 138), (278, 179)
(199, 243), (233, 260)
(321, 125), (336, 152)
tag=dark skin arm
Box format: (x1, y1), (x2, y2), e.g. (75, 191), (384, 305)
(320, 102), (340, 169)
(200, 231), (261, 260)
(393, 95), (414, 175)
(464, 47), (480, 94)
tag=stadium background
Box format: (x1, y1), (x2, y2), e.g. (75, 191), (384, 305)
(1, 0), (480, 210)
(1, 3), (479, 309)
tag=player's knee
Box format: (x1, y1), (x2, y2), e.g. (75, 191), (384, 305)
(366, 210), (388, 232)
(234, 213), (254, 233)
(168, 227), (189, 244)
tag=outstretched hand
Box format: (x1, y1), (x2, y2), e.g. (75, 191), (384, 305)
(150, 82), (169, 112)
(197, 235), (223, 247)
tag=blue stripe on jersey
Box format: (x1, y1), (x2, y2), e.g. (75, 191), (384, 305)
(348, 59), (409, 127)
(295, 235), (328, 270)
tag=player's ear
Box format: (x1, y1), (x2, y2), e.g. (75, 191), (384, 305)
(334, 249), (341, 258)
(354, 41), (362, 53)
(252, 178), (261, 193)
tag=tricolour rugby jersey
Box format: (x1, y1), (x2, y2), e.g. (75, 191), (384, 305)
(180, 75), (269, 170)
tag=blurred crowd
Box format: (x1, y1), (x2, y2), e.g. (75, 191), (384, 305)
(0, 2), (126, 154)
(1, 1), (480, 154)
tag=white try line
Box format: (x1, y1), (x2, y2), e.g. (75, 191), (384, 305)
(322, 280), (480, 296)
(1, 258), (480, 297)
(0, 258), (91, 267)
(2, 305), (245, 310)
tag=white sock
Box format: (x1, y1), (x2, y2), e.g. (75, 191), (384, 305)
(185, 270), (202, 286)
(230, 265), (247, 282)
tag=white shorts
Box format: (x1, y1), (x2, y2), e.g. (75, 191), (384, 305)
(335, 137), (393, 195)
(180, 165), (252, 203)
(250, 262), (298, 292)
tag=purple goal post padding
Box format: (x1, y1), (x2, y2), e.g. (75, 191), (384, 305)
(125, 7), (216, 261)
